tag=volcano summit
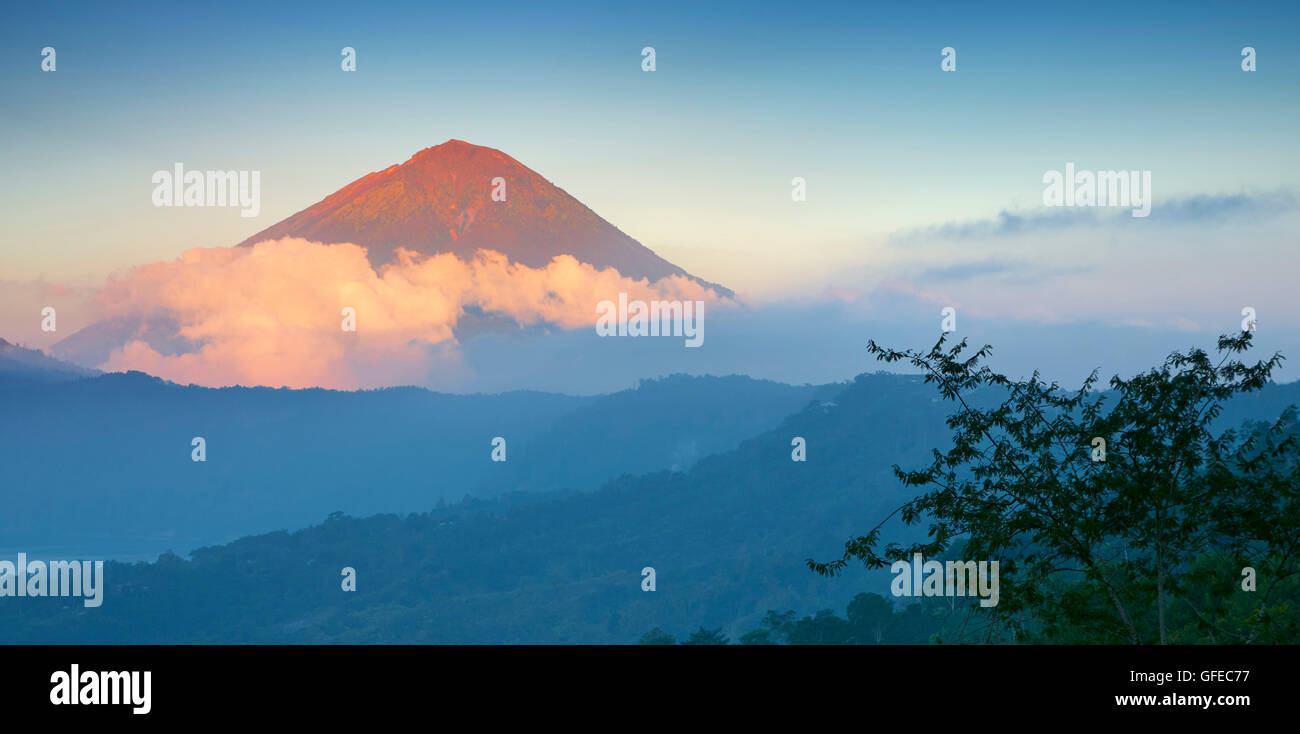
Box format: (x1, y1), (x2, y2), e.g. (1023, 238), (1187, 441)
(49, 140), (731, 377)
(237, 139), (729, 296)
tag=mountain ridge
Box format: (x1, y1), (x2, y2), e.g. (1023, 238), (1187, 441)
(0, 337), (98, 381)
(0, 370), (833, 556)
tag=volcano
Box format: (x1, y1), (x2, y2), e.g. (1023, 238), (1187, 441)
(237, 139), (729, 295)
(50, 140), (733, 372)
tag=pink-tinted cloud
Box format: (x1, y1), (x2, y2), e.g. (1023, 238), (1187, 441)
(94, 238), (727, 389)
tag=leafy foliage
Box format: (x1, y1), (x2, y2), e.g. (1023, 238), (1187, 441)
(810, 333), (1300, 644)
(647, 592), (952, 645)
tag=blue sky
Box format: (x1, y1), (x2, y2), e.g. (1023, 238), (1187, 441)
(1, 1), (1298, 386)
(2, 0), (1296, 282)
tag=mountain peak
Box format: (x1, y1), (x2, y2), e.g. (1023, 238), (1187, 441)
(237, 141), (729, 295)
(406, 139), (512, 165)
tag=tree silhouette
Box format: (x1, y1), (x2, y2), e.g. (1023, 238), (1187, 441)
(637, 628), (677, 645)
(681, 626), (729, 645)
(810, 332), (1300, 644)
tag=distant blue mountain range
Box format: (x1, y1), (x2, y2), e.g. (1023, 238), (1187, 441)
(0, 358), (840, 558)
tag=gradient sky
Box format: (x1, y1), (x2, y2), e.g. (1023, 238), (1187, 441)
(2, 0), (1298, 293)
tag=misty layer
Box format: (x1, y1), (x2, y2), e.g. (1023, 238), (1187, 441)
(92, 238), (727, 389)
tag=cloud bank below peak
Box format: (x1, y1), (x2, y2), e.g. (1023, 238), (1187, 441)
(60, 238), (729, 390)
